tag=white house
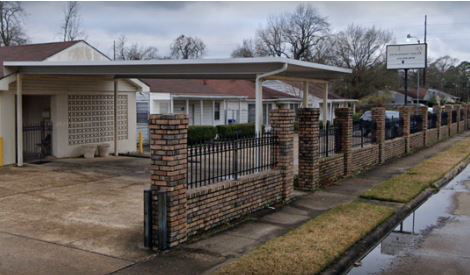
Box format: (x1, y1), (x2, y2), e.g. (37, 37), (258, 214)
(263, 80), (357, 121)
(0, 41), (148, 165)
(139, 79), (301, 123)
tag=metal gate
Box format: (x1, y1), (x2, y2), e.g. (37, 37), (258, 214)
(23, 120), (52, 163)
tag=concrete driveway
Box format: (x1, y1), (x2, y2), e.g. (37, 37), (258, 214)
(0, 157), (154, 275)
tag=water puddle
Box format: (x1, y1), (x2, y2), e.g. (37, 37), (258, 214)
(348, 164), (470, 275)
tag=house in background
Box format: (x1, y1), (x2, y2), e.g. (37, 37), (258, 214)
(0, 41), (148, 165)
(263, 80), (358, 121)
(135, 79), (301, 143)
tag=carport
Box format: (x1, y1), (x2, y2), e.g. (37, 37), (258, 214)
(4, 57), (351, 166)
(0, 58), (351, 272)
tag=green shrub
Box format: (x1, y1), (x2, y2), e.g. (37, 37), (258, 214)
(216, 123), (256, 139)
(188, 126), (217, 144)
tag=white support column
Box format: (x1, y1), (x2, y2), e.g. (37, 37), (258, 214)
(185, 99), (190, 125)
(16, 73), (23, 167)
(170, 95), (174, 113)
(238, 99), (241, 123)
(303, 81), (309, 107)
(323, 82), (329, 127)
(223, 100), (227, 124)
(255, 78), (263, 133)
(114, 79), (118, 156)
(212, 100), (215, 126)
(200, 100), (203, 125)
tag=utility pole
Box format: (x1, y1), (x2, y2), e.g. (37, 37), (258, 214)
(113, 40), (116, 61)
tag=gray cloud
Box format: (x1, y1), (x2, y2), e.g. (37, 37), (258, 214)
(21, 1), (470, 61)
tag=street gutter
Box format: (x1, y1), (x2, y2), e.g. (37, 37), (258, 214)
(321, 155), (470, 275)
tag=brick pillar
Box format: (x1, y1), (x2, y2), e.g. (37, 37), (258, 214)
(434, 106), (442, 140)
(419, 106), (428, 145)
(372, 107), (385, 164)
(464, 104), (469, 130)
(297, 108), (320, 191)
(270, 108), (295, 202)
(335, 108), (353, 176)
(399, 106), (412, 154)
(150, 114), (188, 249)
(445, 105), (453, 136)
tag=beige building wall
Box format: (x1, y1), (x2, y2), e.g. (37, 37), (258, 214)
(0, 76), (138, 164)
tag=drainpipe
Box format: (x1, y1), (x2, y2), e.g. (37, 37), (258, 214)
(255, 63), (288, 134)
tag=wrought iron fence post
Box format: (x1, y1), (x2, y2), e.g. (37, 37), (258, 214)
(361, 125), (364, 148)
(233, 139), (238, 180)
(325, 121), (329, 157)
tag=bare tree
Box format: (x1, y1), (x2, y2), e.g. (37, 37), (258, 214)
(231, 39), (255, 58)
(0, 1), (28, 46)
(333, 24), (392, 71)
(332, 24), (394, 98)
(61, 1), (86, 41)
(170, 35), (206, 59)
(114, 35), (158, 60)
(252, 4), (330, 60)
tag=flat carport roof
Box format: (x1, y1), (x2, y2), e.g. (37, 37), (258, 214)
(4, 57), (351, 166)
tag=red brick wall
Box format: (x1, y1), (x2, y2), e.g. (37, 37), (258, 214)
(351, 145), (379, 174)
(426, 128), (439, 146)
(440, 126), (449, 140)
(383, 137), (406, 161)
(410, 132), (424, 151)
(187, 170), (283, 237)
(319, 154), (344, 185)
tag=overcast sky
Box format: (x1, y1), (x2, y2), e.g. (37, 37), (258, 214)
(22, 1), (470, 62)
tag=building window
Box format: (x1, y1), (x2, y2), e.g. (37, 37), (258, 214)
(214, 102), (220, 120)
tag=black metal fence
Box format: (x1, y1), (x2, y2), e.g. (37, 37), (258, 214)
(410, 114), (423, 134)
(442, 112), (449, 126)
(452, 110), (457, 123)
(385, 117), (404, 140)
(23, 121), (53, 162)
(187, 133), (277, 189)
(320, 121), (341, 157)
(428, 112), (438, 129)
(352, 121), (376, 148)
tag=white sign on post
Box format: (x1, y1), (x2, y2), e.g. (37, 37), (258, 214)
(386, 44), (427, 70)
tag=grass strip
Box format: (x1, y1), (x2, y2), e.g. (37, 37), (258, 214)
(361, 138), (470, 203)
(216, 201), (394, 275)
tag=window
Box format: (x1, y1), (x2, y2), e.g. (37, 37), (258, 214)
(214, 102), (220, 120)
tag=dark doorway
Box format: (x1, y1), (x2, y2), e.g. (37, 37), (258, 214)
(22, 95), (52, 163)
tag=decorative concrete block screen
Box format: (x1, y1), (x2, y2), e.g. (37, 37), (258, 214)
(68, 94), (128, 145)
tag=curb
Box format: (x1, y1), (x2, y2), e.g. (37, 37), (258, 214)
(321, 155), (470, 275)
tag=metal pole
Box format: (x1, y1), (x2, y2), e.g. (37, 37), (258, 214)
(404, 69), (409, 105)
(303, 81), (309, 107)
(423, 15), (427, 87)
(323, 82), (328, 128)
(114, 79), (118, 156)
(417, 69), (420, 107)
(16, 73), (23, 166)
(255, 77), (263, 134)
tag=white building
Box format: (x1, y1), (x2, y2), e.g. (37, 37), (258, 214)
(0, 41), (147, 165)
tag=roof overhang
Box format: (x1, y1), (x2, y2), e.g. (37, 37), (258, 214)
(172, 95), (247, 100)
(3, 57), (352, 81)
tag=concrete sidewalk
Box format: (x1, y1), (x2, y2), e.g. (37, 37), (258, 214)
(115, 131), (470, 275)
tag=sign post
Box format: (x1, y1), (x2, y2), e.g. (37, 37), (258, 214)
(386, 43), (427, 105)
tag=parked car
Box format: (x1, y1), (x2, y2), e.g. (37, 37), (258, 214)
(359, 110), (401, 137)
